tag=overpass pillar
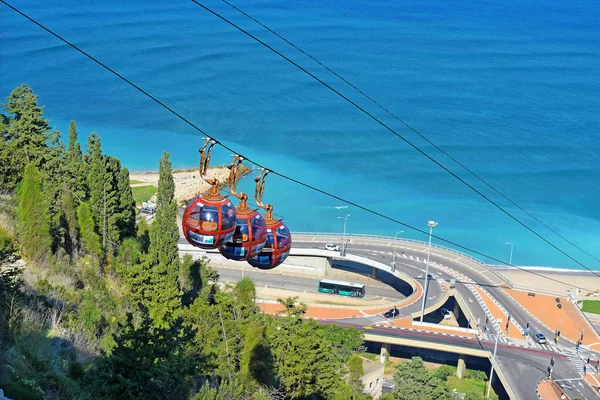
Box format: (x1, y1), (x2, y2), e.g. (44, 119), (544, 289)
(380, 343), (390, 364)
(453, 300), (460, 319)
(372, 267), (377, 279)
(456, 355), (466, 379)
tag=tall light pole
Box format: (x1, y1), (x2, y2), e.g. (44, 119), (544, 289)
(338, 214), (350, 256)
(487, 318), (502, 399)
(505, 242), (514, 282)
(420, 221), (438, 322)
(392, 230), (404, 272)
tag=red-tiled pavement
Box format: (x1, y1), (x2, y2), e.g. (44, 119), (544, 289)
(503, 288), (600, 347)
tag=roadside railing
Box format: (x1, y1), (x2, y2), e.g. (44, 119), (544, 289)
(293, 232), (514, 288)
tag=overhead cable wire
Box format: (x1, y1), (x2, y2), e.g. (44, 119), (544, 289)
(189, 0), (600, 279)
(220, 0), (600, 266)
(2, 0), (597, 291)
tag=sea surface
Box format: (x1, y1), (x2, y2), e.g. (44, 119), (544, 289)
(1, 0), (599, 270)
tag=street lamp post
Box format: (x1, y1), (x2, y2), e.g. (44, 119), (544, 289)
(392, 230), (404, 272)
(487, 318), (501, 399)
(338, 214), (350, 256)
(505, 242), (514, 282)
(420, 221), (438, 323)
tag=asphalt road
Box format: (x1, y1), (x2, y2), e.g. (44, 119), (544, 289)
(215, 264), (404, 301)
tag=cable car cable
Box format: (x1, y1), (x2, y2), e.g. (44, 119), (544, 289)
(219, 0), (600, 266)
(188, 0), (600, 278)
(3, 0), (597, 291)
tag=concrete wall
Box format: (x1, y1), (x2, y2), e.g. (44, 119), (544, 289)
(361, 359), (384, 399)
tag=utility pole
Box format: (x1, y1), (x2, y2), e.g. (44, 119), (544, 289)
(487, 319), (501, 399)
(420, 221), (438, 322)
(505, 242), (514, 282)
(392, 230), (404, 272)
(338, 214), (350, 256)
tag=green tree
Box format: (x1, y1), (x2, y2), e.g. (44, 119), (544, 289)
(85, 132), (106, 235)
(148, 152), (179, 267)
(348, 354), (365, 393)
(234, 277), (256, 307)
(77, 202), (102, 259)
(269, 316), (342, 398)
(389, 357), (450, 400)
(115, 166), (136, 240)
(16, 164), (51, 263)
(320, 324), (365, 362)
(85, 308), (195, 400)
(464, 390), (486, 400)
(0, 85), (51, 190)
(131, 153), (181, 328)
(65, 121), (86, 199)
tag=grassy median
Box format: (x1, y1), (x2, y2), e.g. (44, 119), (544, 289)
(131, 185), (157, 205)
(582, 300), (600, 314)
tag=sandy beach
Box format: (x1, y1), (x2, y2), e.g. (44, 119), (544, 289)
(498, 268), (600, 299)
(130, 166), (252, 206)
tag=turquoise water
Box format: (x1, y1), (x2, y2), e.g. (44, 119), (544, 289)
(2, 0), (599, 269)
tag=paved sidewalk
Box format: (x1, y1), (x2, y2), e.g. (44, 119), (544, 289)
(472, 286), (522, 339)
(503, 288), (600, 348)
(537, 380), (565, 400)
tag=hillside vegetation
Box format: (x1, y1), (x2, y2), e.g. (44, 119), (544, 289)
(0, 85), (371, 400)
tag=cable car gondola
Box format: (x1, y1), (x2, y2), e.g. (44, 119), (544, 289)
(248, 169), (292, 269)
(182, 139), (237, 249)
(219, 155), (267, 261)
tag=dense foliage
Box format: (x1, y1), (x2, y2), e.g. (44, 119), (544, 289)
(0, 85), (369, 400)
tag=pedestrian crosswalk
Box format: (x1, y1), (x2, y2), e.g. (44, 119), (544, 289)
(366, 314), (390, 324)
(479, 333), (564, 353)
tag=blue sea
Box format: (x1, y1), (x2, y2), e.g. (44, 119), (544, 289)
(2, 0), (599, 270)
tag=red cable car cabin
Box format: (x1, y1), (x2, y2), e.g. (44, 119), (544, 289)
(248, 218), (291, 269)
(182, 138), (237, 249)
(219, 155), (267, 261)
(219, 207), (267, 261)
(183, 194), (237, 249)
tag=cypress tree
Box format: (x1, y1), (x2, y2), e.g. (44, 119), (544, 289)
(104, 156), (122, 248)
(85, 132), (105, 233)
(116, 166), (136, 240)
(77, 202), (102, 260)
(16, 164), (51, 263)
(66, 121), (86, 199)
(140, 152), (181, 327)
(149, 152), (179, 266)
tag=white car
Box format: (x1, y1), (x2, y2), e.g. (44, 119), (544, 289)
(325, 243), (340, 251)
(440, 308), (452, 320)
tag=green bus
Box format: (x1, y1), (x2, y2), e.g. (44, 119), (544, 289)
(318, 279), (365, 298)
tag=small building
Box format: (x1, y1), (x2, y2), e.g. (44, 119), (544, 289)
(361, 357), (384, 399)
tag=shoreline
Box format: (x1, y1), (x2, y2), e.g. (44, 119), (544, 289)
(130, 165), (253, 206)
(490, 265), (600, 274)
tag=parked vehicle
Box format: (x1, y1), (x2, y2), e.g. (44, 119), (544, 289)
(440, 308), (452, 320)
(325, 243), (340, 251)
(534, 333), (547, 344)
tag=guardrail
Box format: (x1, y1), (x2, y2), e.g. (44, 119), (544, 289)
(293, 232), (514, 288)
